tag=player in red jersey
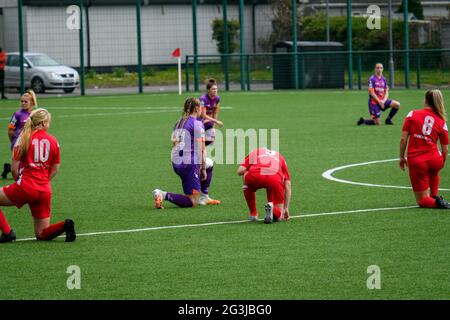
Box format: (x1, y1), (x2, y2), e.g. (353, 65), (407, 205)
(400, 89), (450, 209)
(237, 148), (292, 223)
(0, 108), (76, 243)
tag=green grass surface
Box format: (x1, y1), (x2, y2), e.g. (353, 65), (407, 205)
(0, 89), (449, 299)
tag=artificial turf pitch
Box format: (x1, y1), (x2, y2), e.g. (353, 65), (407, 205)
(0, 89), (448, 299)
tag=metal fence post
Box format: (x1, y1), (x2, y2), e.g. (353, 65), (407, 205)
(301, 53), (305, 89)
(239, 0), (245, 91)
(347, 0), (353, 89)
(358, 53), (362, 90)
(79, 0), (85, 96)
(416, 52), (421, 89)
(18, 0), (25, 94)
(246, 54), (250, 90)
(136, 0), (143, 94)
(403, 0), (410, 88)
(292, 0), (299, 90)
(222, 0), (230, 91)
(388, 0), (395, 88)
(192, 0), (199, 92)
(185, 56), (190, 92)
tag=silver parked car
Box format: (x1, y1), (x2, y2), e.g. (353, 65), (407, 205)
(5, 52), (79, 93)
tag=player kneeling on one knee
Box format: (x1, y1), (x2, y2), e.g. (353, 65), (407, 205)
(0, 108), (76, 243)
(153, 98), (212, 209)
(237, 148), (292, 223)
(399, 89), (450, 209)
(358, 63), (400, 126)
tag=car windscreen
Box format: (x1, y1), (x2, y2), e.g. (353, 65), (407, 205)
(27, 55), (60, 67)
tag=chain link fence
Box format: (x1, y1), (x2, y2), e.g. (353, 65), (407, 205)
(0, 0), (448, 97)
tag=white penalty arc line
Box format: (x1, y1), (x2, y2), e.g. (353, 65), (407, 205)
(322, 158), (450, 191)
(15, 205), (418, 242)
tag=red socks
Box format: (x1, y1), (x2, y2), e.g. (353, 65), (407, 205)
(418, 197), (437, 208)
(38, 221), (65, 241)
(273, 206), (282, 220)
(429, 175), (440, 198)
(243, 188), (257, 215)
(0, 210), (12, 235)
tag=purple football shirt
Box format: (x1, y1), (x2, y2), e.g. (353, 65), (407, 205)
(9, 108), (31, 149)
(171, 116), (205, 166)
(368, 75), (388, 103)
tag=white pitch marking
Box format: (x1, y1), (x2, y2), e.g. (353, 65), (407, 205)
(15, 205), (417, 242)
(322, 158), (450, 191)
(0, 106), (233, 120)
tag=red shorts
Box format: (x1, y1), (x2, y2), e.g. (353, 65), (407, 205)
(2, 183), (52, 219)
(407, 156), (444, 192)
(243, 171), (285, 205)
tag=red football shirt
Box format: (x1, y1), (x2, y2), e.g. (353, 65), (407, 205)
(241, 148), (291, 181)
(402, 108), (449, 162)
(13, 130), (60, 192)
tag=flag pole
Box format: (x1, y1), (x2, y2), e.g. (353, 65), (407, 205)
(178, 55), (182, 95)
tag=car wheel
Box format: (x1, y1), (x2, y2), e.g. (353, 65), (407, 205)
(63, 88), (75, 93)
(31, 77), (45, 93)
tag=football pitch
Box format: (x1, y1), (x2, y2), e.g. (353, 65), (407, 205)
(0, 89), (448, 300)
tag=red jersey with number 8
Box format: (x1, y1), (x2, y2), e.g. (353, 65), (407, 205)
(13, 130), (61, 192)
(402, 109), (449, 162)
(241, 148), (290, 181)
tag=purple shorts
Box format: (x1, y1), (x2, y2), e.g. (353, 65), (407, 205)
(173, 163), (200, 195)
(368, 98), (392, 119)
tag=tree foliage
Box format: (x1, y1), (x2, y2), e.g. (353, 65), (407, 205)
(211, 18), (240, 54)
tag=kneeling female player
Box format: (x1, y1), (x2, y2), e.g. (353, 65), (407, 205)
(400, 89), (449, 209)
(0, 108), (76, 243)
(153, 98), (207, 208)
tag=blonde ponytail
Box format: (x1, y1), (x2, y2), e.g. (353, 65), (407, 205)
(16, 108), (51, 161)
(425, 89), (447, 121)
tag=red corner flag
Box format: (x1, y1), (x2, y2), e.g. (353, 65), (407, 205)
(172, 48), (181, 57)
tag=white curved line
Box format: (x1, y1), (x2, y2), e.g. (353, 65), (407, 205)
(322, 158), (450, 191)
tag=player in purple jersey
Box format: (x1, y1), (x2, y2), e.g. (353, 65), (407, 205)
(197, 79), (222, 206)
(2, 90), (37, 179)
(357, 63), (400, 126)
(152, 98), (207, 209)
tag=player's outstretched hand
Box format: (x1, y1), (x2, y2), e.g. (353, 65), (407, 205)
(215, 120), (223, 128)
(283, 208), (289, 220)
(399, 157), (407, 171)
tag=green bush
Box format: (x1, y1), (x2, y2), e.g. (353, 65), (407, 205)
(301, 16), (407, 51)
(85, 69), (96, 79)
(144, 67), (156, 77)
(211, 18), (240, 54)
(113, 67), (126, 78)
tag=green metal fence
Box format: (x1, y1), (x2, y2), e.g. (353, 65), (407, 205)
(185, 49), (450, 92)
(1, 0), (448, 96)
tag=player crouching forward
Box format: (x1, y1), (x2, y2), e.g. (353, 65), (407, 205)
(358, 63), (400, 126)
(237, 148), (291, 224)
(0, 108), (76, 243)
(153, 98), (209, 209)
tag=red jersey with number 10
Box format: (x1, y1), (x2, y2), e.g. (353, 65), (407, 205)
(13, 129), (61, 192)
(402, 108), (449, 162)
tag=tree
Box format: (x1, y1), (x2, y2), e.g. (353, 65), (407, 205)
(396, 0), (424, 20)
(211, 18), (240, 54)
(258, 0), (300, 52)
